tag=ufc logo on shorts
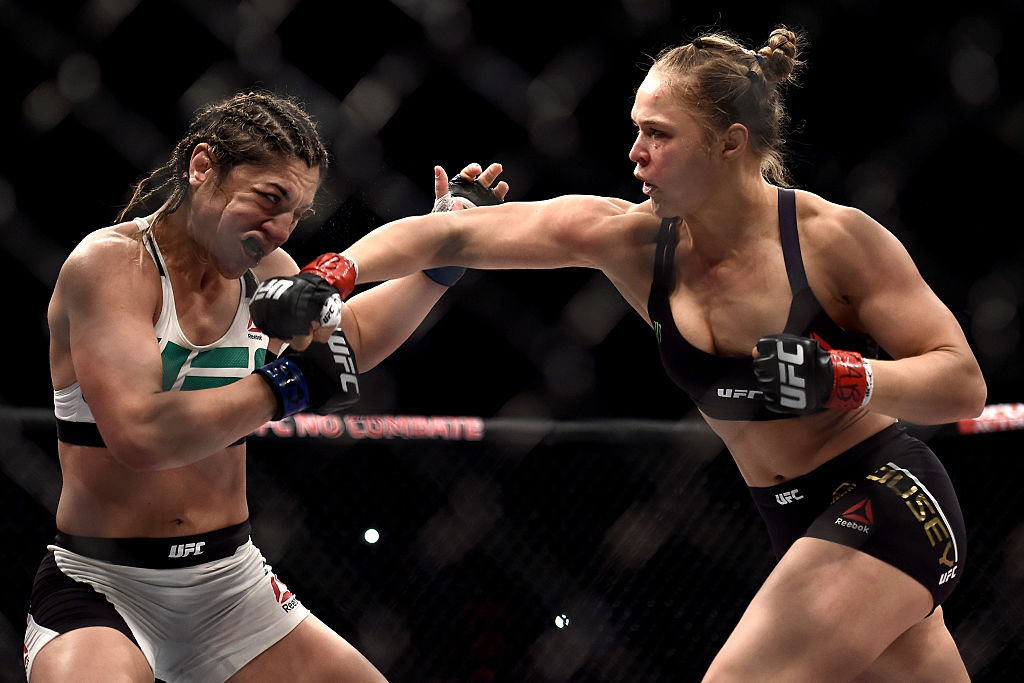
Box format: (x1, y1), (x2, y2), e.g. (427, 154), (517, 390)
(775, 489), (804, 505)
(168, 542), (206, 558)
(775, 340), (808, 410)
(253, 279), (293, 301)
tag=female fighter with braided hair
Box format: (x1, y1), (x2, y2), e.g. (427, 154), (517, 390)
(259, 28), (986, 681)
(25, 90), (506, 682)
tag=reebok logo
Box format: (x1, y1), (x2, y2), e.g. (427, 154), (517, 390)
(168, 541), (206, 558)
(247, 316), (265, 340)
(835, 498), (873, 533)
(271, 575), (299, 612)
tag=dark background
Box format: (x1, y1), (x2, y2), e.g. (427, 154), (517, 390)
(0, 1), (1022, 681)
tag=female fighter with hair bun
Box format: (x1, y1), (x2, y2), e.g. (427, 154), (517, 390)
(260, 27), (986, 681)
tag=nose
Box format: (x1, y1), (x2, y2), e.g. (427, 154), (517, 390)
(628, 133), (647, 166)
(262, 213), (295, 247)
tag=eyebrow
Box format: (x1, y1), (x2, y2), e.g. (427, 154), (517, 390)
(266, 182), (291, 200)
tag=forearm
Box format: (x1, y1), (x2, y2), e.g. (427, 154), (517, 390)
(344, 213), (457, 284)
(343, 275), (447, 370)
(102, 376), (277, 471)
(343, 199), (586, 283)
(866, 349), (986, 424)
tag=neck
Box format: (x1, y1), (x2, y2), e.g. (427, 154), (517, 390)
(149, 209), (224, 291)
(678, 173), (778, 262)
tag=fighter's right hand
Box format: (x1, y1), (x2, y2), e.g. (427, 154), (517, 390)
(250, 253), (357, 340)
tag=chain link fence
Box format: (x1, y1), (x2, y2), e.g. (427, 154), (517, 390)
(3, 410), (1022, 681)
(2, 1), (1023, 680)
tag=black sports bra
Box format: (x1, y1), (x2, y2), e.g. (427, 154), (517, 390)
(647, 187), (878, 421)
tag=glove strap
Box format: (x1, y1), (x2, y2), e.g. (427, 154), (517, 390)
(300, 253), (358, 299)
(824, 350), (872, 410)
(254, 357), (310, 420)
(423, 266), (465, 286)
(424, 186), (472, 286)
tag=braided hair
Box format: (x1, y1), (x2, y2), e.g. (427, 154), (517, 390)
(651, 27), (804, 186)
(119, 91), (329, 224)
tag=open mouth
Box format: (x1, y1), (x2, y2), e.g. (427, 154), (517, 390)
(242, 237), (265, 264)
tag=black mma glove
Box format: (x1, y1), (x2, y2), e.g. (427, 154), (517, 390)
(424, 174), (503, 286)
(753, 333), (873, 415)
(250, 253), (357, 339)
(254, 328), (360, 420)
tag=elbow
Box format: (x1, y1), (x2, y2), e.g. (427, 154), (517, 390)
(99, 422), (165, 472)
(963, 371), (988, 419)
(944, 359), (987, 421)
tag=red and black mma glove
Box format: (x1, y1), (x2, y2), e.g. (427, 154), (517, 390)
(753, 333), (874, 415)
(249, 253), (357, 339)
(253, 328), (360, 420)
(423, 174), (503, 286)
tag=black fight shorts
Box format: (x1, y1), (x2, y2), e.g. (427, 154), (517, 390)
(749, 423), (965, 608)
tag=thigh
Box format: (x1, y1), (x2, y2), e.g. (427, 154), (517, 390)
(30, 627), (153, 683)
(228, 614), (388, 683)
(854, 607), (970, 683)
(704, 537), (934, 682)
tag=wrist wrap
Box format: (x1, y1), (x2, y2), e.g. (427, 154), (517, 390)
(300, 253), (357, 299)
(254, 357), (310, 421)
(825, 351), (873, 409)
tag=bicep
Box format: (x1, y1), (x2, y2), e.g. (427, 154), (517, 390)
(830, 219), (969, 359)
(338, 275), (444, 370)
(62, 258), (165, 429)
(450, 195), (643, 271)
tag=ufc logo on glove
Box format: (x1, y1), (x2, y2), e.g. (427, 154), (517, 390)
(775, 340), (809, 410)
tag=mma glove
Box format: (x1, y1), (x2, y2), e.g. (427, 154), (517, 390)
(753, 333), (873, 415)
(250, 253), (356, 339)
(254, 328), (360, 421)
(423, 174), (503, 286)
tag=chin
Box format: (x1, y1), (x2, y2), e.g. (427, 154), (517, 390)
(649, 199), (677, 219)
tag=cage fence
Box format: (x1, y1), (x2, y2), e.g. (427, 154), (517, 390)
(2, 408), (1022, 682)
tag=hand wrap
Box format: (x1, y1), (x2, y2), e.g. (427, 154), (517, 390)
(249, 253), (356, 339)
(254, 328), (360, 420)
(299, 252), (357, 298)
(424, 174), (503, 286)
(753, 333), (873, 415)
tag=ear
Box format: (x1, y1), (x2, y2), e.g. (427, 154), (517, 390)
(188, 143), (215, 187)
(720, 123), (749, 160)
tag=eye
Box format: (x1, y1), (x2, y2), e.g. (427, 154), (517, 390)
(262, 192), (281, 205)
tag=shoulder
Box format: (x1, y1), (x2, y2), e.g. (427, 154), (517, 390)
(59, 223), (155, 287)
(794, 189), (922, 299)
(794, 189), (901, 256)
(53, 223), (163, 322)
(548, 195), (662, 245)
(253, 247), (299, 282)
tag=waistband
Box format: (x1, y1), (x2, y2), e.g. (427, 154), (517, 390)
(52, 520), (251, 569)
(748, 423), (909, 506)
